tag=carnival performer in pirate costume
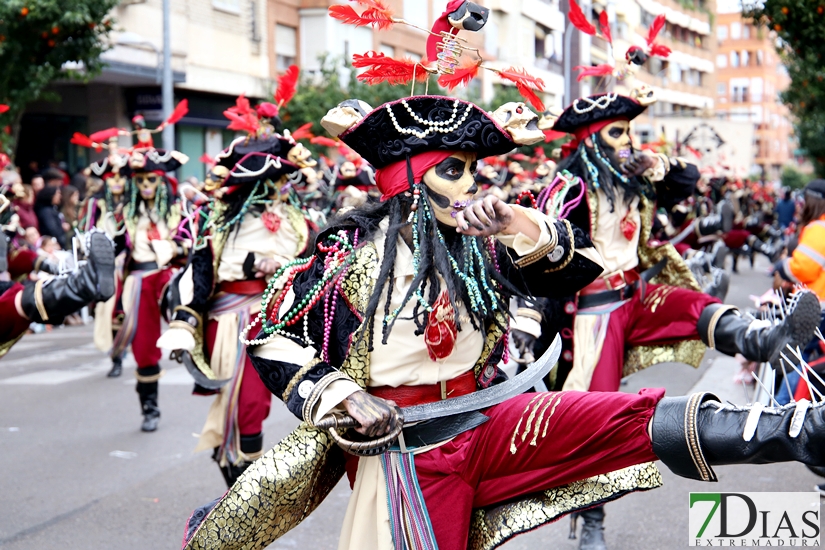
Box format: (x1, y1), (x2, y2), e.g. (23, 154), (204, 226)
(181, 97), (825, 550)
(513, 90), (821, 548)
(157, 92), (315, 487)
(113, 147), (188, 432)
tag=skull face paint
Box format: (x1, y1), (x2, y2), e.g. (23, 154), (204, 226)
(422, 152), (478, 226)
(598, 120), (633, 164)
(106, 174), (126, 196)
(134, 172), (161, 200)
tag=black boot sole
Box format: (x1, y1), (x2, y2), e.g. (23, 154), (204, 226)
(88, 232), (116, 301)
(779, 291), (822, 363)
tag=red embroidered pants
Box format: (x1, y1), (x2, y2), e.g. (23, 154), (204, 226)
(204, 318), (272, 436)
(132, 269), (173, 369)
(410, 389), (664, 550)
(586, 283), (719, 391)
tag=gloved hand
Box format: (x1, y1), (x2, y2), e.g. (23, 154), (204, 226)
(511, 328), (537, 364)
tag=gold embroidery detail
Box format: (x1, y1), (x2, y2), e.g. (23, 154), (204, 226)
(623, 340), (706, 378)
(135, 369), (164, 383)
(531, 395), (557, 446)
(33, 279), (49, 322)
(544, 220), (576, 273)
(0, 333), (25, 359)
(706, 305), (737, 350)
(643, 285), (677, 313)
(510, 394), (543, 454)
(522, 394), (550, 444)
(541, 394), (564, 438)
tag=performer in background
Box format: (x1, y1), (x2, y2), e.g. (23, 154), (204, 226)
(113, 148), (188, 432)
(158, 88), (315, 486)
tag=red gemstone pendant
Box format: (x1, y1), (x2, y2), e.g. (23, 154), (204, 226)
(261, 211), (281, 233)
(424, 291), (458, 362)
(619, 211), (637, 241)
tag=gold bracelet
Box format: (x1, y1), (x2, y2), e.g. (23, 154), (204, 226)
(282, 357), (323, 402)
(544, 219), (576, 273)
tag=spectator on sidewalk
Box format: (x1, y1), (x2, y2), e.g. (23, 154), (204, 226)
(34, 186), (66, 249)
(777, 189), (796, 228)
(13, 184), (38, 230)
(61, 185), (80, 242)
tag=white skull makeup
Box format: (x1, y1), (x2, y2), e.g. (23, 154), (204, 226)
(598, 120), (633, 164)
(339, 161), (357, 179)
(106, 174), (126, 196)
(422, 152), (478, 227)
(134, 172), (162, 200)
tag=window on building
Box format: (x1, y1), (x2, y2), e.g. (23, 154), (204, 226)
(716, 54), (727, 68)
(213, 0), (240, 13)
(717, 83), (726, 96)
(406, 51), (422, 62)
(743, 24), (751, 39)
(757, 50), (764, 66)
(275, 24), (297, 71)
(717, 25), (728, 41)
(648, 57), (665, 76)
(741, 50), (749, 66)
(379, 43), (395, 57)
(731, 22), (741, 39)
(730, 51), (740, 67)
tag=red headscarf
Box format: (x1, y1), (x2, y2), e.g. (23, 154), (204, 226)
(560, 117), (629, 158)
(374, 151), (454, 201)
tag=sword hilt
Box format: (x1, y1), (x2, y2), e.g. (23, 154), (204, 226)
(315, 412), (360, 430)
(315, 411), (404, 456)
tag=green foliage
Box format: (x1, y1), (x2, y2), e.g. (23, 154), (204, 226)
(744, 0), (825, 176)
(781, 165), (811, 189)
(0, 0), (117, 154)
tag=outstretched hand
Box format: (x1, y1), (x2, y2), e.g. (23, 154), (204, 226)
(455, 195), (515, 237)
(620, 150), (657, 177)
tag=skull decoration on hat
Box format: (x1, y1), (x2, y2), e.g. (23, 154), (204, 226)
(328, 0), (548, 111)
(568, 0), (671, 90)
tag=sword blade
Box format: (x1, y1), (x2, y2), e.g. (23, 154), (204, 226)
(400, 334), (562, 423)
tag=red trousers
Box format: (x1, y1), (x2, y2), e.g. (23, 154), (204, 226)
(723, 229), (750, 249)
(345, 389), (664, 550)
(0, 283), (30, 345)
(587, 283), (719, 391)
(205, 317), (271, 436)
(132, 269), (173, 369)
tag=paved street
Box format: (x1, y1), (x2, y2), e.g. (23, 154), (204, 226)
(1, 256), (822, 550)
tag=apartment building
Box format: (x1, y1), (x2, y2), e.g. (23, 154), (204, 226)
(16, 0), (272, 182)
(714, 9), (793, 180)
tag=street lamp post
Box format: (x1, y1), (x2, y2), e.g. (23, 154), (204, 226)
(161, 0), (174, 152)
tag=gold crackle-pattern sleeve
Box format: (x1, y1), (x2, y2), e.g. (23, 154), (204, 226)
(623, 339), (706, 377)
(184, 424), (346, 550)
(468, 462), (663, 550)
(284, 204), (310, 256)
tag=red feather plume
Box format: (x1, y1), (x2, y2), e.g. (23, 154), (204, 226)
(328, 4), (394, 30)
(227, 94), (253, 116)
(598, 11), (612, 45)
(646, 14), (666, 46)
(199, 153), (216, 166)
(164, 99), (189, 126)
(649, 43), (671, 58)
(311, 136), (340, 148)
(568, 0), (596, 35)
(497, 67), (546, 111)
(0, 105), (9, 114)
(574, 63), (614, 81)
(224, 111), (260, 135)
(291, 122), (315, 141)
(437, 62), (480, 90)
(70, 132), (96, 149)
(89, 127), (121, 143)
(352, 52), (428, 85)
(275, 65), (299, 108)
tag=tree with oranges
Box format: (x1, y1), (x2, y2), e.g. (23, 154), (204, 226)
(0, 0), (117, 155)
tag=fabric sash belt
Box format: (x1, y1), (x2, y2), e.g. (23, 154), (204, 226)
(577, 259), (667, 310)
(368, 370), (476, 408)
(130, 261), (159, 271)
(215, 279), (268, 296)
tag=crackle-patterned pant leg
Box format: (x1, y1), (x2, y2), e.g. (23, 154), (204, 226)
(587, 283), (719, 392)
(412, 388), (664, 550)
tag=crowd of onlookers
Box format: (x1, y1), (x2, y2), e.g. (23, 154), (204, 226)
(2, 161), (100, 328)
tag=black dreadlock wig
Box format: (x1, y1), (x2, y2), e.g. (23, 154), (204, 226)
(127, 177), (173, 222)
(556, 133), (650, 213)
(329, 188), (519, 352)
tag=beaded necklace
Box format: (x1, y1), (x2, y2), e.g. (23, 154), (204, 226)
(238, 230), (358, 348)
(592, 139), (630, 184)
(579, 145), (600, 189)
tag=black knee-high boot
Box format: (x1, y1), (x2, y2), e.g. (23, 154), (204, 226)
(136, 365), (161, 432)
(652, 392), (825, 482)
(214, 432), (264, 488)
(697, 290), (821, 365)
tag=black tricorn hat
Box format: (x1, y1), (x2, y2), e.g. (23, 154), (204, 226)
(214, 134), (295, 170)
(222, 152), (300, 188)
(337, 96), (519, 169)
(122, 149), (188, 176)
(552, 94), (647, 134)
